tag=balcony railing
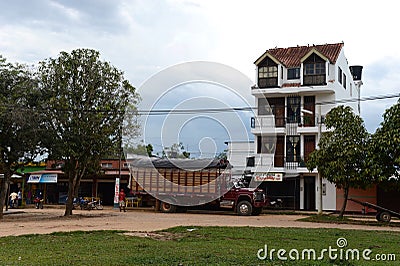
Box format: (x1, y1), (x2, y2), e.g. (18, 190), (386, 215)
(251, 116), (317, 129)
(251, 154), (307, 170)
(303, 74), (326, 86)
(257, 77), (278, 88)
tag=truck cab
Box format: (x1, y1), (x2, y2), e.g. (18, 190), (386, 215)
(219, 178), (267, 216)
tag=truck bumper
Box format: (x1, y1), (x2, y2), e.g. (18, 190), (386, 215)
(253, 201), (267, 208)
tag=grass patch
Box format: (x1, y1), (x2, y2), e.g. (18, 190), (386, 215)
(299, 214), (400, 227)
(0, 227), (399, 265)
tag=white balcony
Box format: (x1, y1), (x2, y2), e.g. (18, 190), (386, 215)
(251, 84), (335, 96)
(251, 115), (324, 135)
(250, 154), (278, 173)
(248, 154), (313, 176)
(251, 115), (284, 134)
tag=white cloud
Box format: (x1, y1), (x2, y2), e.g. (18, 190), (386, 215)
(1, 0), (399, 150)
(361, 57), (400, 132)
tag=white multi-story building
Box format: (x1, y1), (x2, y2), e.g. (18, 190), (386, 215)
(248, 43), (363, 210)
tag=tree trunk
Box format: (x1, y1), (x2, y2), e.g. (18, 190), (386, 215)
(338, 185), (349, 218)
(64, 161), (85, 217)
(0, 179), (8, 220)
(64, 174), (75, 216)
(0, 166), (11, 220)
(64, 160), (77, 216)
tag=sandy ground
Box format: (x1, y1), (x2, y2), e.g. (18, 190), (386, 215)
(1, 206), (400, 237)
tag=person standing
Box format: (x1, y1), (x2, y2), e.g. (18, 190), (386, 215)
(9, 191), (18, 208)
(17, 189), (22, 206)
(26, 190), (32, 205)
(118, 189), (126, 212)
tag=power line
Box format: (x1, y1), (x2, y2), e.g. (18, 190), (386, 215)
(316, 93), (400, 105)
(0, 93), (399, 115)
(136, 93), (400, 115)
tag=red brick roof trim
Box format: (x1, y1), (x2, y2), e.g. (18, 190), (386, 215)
(282, 83), (301, 88)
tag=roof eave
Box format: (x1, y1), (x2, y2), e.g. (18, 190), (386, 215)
(300, 48), (330, 63)
(254, 51), (282, 66)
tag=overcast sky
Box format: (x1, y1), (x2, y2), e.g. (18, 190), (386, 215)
(1, 0), (399, 156)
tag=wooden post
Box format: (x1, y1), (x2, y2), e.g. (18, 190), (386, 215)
(155, 199), (160, 212)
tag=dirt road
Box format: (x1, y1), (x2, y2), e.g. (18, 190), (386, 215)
(1, 207), (399, 237)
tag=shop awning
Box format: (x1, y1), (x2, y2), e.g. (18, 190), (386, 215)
(0, 173), (22, 179)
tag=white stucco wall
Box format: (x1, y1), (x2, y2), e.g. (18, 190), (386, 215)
(225, 141), (254, 175)
(330, 48), (360, 114)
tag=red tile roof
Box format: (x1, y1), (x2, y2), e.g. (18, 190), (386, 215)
(255, 43), (344, 68)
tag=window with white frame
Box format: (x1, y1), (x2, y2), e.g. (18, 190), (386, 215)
(343, 73), (347, 89)
(286, 136), (300, 162)
(288, 68), (300, 79)
(287, 96), (301, 123)
(258, 98), (272, 115)
(338, 67), (343, 84)
(101, 163), (113, 168)
(257, 136), (276, 154)
(258, 66), (278, 78)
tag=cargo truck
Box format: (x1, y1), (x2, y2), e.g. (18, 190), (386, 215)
(127, 157), (267, 216)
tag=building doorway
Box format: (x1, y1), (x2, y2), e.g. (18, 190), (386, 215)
(261, 177), (300, 209)
(303, 176), (315, 210)
(97, 182), (115, 205)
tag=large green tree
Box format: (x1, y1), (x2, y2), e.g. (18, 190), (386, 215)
(0, 56), (44, 219)
(39, 49), (140, 216)
(162, 142), (190, 159)
(124, 143), (154, 157)
(369, 99), (400, 181)
(306, 105), (371, 217)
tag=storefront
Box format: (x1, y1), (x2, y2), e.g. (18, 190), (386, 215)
(27, 171), (62, 204)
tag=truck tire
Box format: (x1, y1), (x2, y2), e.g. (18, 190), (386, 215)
(375, 212), (382, 222)
(379, 211), (391, 222)
(237, 201), (252, 216)
(160, 200), (177, 213)
(252, 207), (263, 216)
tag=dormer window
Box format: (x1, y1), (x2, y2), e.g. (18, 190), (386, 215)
(258, 57), (278, 88)
(288, 68), (300, 79)
(304, 63), (325, 75)
(259, 66), (277, 79)
(303, 53), (326, 86)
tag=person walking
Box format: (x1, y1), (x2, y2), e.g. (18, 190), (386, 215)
(118, 189), (126, 212)
(9, 191), (18, 208)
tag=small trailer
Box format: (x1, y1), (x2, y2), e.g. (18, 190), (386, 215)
(348, 198), (400, 222)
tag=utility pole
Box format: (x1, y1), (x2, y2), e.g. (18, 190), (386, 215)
(317, 104), (323, 215)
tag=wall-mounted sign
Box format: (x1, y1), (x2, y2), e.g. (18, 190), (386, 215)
(28, 173), (57, 183)
(254, 172), (283, 182)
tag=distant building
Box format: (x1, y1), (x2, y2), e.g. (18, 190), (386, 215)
(26, 159), (131, 205)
